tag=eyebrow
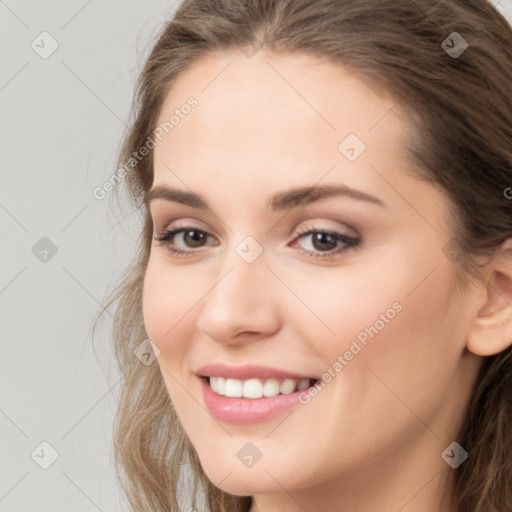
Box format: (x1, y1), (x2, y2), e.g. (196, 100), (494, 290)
(145, 183), (385, 211)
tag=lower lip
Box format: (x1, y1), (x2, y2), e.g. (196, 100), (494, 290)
(199, 377), (310, 424)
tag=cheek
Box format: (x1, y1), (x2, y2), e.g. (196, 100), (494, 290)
(142, 257), (200, 343)
(296, 251), (462, 402)
(283, 263), (407, 365)
(142, 260), (201, 412)
(344, 260), (464, 427)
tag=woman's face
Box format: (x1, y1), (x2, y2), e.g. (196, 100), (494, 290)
(143, 50), (483, 508)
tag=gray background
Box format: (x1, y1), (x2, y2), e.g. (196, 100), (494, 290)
(1, 1), (511, 511)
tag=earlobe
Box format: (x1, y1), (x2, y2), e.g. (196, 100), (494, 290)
(466, 240), (512, 357)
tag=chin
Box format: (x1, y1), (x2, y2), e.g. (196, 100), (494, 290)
(212, 477), (278, 498)
(199, 456), (301, 497)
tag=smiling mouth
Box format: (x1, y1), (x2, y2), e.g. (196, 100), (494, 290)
(202, 376), (320, 399)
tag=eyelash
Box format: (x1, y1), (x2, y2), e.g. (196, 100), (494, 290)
(152, 224), (361, 260)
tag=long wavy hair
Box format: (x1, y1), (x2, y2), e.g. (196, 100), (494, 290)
(94, 1), (512, 510)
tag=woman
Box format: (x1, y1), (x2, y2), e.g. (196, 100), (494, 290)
(98, 0), (512, 510)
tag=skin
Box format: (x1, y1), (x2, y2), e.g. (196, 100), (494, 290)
(142, 49), (512, 512)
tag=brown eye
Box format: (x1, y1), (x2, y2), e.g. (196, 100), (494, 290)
(153, 227), (216, 257)
(181, 229), (208, 248)
(291, 228), (361, 260)
(310, 232), (339, 252)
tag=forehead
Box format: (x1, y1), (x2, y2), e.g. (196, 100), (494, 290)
(152, 49), (410, 195)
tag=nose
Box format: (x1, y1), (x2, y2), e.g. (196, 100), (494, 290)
(195, 251), (281, 345)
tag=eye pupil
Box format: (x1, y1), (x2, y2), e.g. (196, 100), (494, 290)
(312, 232), (337, 251)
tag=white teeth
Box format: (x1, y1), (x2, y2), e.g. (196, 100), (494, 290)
(280, 378), (296, 395)
(263, 378), (280, 397)
(208, 376), (314, 399)
(243, 378), (263, 398)
(217, 376), (225, 395)
(224, 378), (243, 397)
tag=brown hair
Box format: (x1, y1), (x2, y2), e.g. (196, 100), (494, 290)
(95, 1), (512, 510)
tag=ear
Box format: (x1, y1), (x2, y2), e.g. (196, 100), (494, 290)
(467, 239), (512, 357)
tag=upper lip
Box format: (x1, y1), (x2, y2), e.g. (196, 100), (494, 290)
(196, 363), (319, 381)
